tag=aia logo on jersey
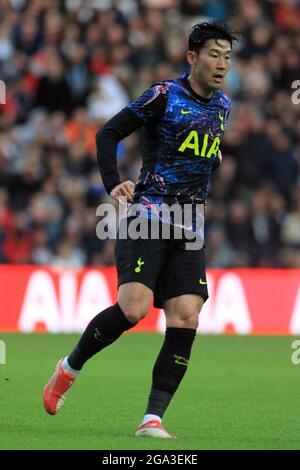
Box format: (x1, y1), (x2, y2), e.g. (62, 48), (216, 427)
(178, 131), (220, 158)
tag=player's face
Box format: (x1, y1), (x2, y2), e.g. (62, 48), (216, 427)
(189, 39), (232, 91)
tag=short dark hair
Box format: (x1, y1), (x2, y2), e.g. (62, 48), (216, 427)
(188, 20), (238, 53)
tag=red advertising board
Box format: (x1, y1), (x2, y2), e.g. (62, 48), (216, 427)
(0, 265), (299, 334)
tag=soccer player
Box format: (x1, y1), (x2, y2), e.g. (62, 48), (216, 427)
(43, 20), (237, 439)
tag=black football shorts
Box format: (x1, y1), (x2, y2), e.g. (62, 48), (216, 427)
(114, 217), (208, 309)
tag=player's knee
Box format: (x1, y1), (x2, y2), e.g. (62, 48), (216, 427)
(184, 313), (199, 330)
(170, 298), (203, 329)
(180, 314), (199, 330)
(120, 296), (150, 324)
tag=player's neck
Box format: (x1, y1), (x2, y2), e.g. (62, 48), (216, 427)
(187, 74), (213, 99)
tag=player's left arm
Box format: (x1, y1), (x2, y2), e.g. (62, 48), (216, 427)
(213, 98), (231, 170)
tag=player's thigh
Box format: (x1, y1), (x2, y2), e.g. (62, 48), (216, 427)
(115, 230), (169, 290)
(115, 217), (169, 320)
(155, 241), (208, 325)
(163, 293), (204, 329)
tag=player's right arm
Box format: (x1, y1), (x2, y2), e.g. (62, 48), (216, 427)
(96, 108), (141, 202)
(96, 82), (168, 202)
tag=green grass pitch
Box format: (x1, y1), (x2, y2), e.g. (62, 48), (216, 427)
(0, 333), (299, 450)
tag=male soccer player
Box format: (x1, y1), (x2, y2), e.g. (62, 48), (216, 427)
(43, 20), (237, 439)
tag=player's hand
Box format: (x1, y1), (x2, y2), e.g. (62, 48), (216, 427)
(217, 150), (222, 164)
(110, 180), (135, 203)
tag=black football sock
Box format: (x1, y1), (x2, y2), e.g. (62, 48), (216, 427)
(67, 303), (135, 370)
(145, 327), (196, 419)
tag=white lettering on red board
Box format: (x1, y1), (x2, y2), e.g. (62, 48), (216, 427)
(18, 271), (61, 333)
(75, 271), (112, 332)
(212, 272), (252, 334)
(18, 270), (112, 333)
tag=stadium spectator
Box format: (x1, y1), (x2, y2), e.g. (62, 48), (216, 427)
(0, 0), (299, 268)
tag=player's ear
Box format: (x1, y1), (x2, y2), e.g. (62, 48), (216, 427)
(187, 50), (196, 67)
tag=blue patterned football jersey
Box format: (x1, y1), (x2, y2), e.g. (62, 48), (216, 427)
(124, 74), (231, 233)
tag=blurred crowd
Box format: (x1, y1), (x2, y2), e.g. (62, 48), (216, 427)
(0, 0), (300, 268)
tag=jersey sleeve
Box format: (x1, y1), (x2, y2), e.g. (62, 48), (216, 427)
(96, 108), (141, 195)
(224, 96), (231, 127)
(126, 82), (168, 125)
(213, 96), (231, 171)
